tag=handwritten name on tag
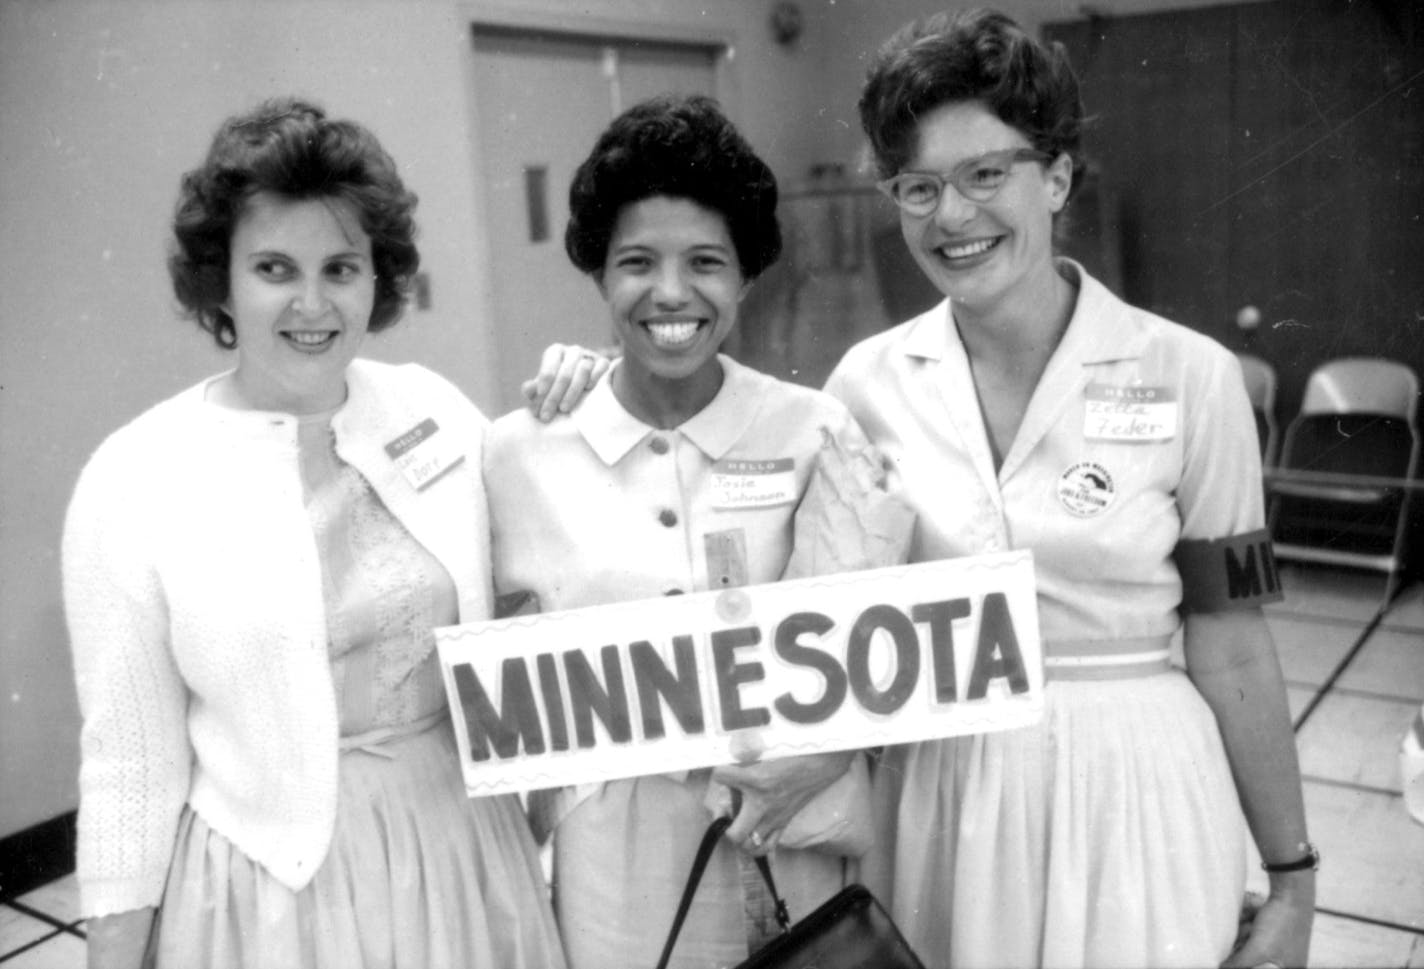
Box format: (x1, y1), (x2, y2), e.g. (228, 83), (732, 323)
(710, 458), (796, 509)
(1083, 384), (1177, 441)
(384, 418), (465, 491)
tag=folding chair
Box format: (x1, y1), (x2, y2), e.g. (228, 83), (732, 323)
(1268, 357), (1420, 605)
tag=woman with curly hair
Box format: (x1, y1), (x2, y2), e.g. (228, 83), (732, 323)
(63, 97), (566, 969)
(484, 93), (877, 968)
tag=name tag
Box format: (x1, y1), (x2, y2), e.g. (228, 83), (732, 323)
(710, 458), (796, 509)
(384, 418), (465, 491)
(1083, 384), (1177, 441)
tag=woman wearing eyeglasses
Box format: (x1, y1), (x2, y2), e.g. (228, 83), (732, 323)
(825, 9), (1316, 969)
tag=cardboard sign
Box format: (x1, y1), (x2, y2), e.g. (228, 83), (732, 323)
(436, 551), (1043, 798)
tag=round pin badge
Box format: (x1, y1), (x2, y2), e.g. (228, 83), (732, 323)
(1057, 461), (1116, 517)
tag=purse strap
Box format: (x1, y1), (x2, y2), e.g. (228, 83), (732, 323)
(655, 816), (791, 969)
(752, 854), (792, 935)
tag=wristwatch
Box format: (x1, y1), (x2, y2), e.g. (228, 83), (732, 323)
(1261, 842), (1320, 873)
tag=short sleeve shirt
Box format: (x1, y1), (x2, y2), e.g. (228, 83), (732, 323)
(485, 354), (869, 613)
(825, 261), (1265, 645)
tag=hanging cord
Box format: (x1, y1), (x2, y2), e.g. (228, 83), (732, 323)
(655, 810), (791, 969)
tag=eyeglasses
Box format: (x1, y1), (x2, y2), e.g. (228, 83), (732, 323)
(876, 148), (1053, 215)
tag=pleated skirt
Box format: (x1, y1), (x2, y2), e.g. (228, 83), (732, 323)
(863, 669), (1247, 969)
(153, 722), (567, 969)
(552, 772), (851, 969)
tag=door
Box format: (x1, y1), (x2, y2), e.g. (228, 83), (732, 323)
(471, 27), (719, 413)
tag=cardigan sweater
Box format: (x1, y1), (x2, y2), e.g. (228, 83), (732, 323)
(62, 359), (492, 919)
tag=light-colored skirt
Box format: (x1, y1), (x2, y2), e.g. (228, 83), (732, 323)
(553, 771), (851, 969)
(863, 669), (1247, 969)
(153, 721), (567, 969)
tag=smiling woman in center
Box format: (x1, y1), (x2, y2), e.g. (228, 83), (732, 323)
(598, 192), (744, 427)
(483, 94), (885, 969)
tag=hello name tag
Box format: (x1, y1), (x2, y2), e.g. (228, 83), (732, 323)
(1083, 384), (1177, 441)
(384, 418), (465, 491)
(710, 458), (797, 509)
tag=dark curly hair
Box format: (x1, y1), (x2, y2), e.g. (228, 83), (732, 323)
(169, 97), (419, 349)
(565, 94), (781, 281)
(858, 9), (1085, 200)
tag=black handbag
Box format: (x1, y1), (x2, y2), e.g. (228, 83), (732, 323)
(656, 815), (926, 969)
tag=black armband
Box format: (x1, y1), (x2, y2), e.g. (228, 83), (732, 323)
(1174, 528), (1284, 612)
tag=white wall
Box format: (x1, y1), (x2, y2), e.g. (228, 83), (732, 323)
(0, 0), (1268, 838)
(0, 0), (816, 838)
(0, 0), (486, 836)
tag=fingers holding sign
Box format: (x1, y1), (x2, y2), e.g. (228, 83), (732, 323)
(712, 748), (856, 857)
(781, 427), (916, 581)
(521, 343), (611, 423)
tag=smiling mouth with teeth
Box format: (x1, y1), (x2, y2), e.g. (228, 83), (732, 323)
(284, 331), (338, 348)
(644, 320), (703, 347)
(940, 237), (1000, 260)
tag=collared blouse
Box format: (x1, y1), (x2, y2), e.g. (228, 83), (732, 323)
(825, 260), (1268, 646)
(485, 354), (868, 610)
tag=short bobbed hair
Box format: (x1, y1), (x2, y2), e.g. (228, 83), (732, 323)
(169, 97), (419, 349)
(858, 9), (1085, 199)
(565, 94), (781, 281)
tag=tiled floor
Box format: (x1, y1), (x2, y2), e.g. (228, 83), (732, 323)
(1257, 564), (1424, 968)
(3, 562), (1421, 967)
(0, 878), (85, 968)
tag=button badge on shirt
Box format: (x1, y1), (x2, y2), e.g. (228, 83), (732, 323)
(384, 418), (465, 491)
(1057, 461), (1116, 517)
(705, 529), (749, 589)
(1083, 383), (1177, 441)
(710, 458), (796, 509)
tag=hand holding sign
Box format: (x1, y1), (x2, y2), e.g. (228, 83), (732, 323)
(782, 428), (914, 580)
(712, 749), (858, 855)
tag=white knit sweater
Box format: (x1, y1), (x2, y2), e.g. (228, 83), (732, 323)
(62, 359), (492, 919)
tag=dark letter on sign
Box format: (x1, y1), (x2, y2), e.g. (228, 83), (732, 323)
(453, 659), (546, 762)
(773, 612), (846, 724)
(565, 646), (633, 749)
(912, 599), (971, 703)
(846, 605), (919, 716)
(536, 653), (569, 752)
(966, 593), (1029, 699)
(630, 636), (705, 739)
(712, 626), (771, 731)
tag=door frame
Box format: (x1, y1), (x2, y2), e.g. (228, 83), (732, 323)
(459, 3), (740, 411)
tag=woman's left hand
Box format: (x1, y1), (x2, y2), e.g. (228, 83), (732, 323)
(1221, 872), (1315, 969)
(711, 749), (854, 855)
